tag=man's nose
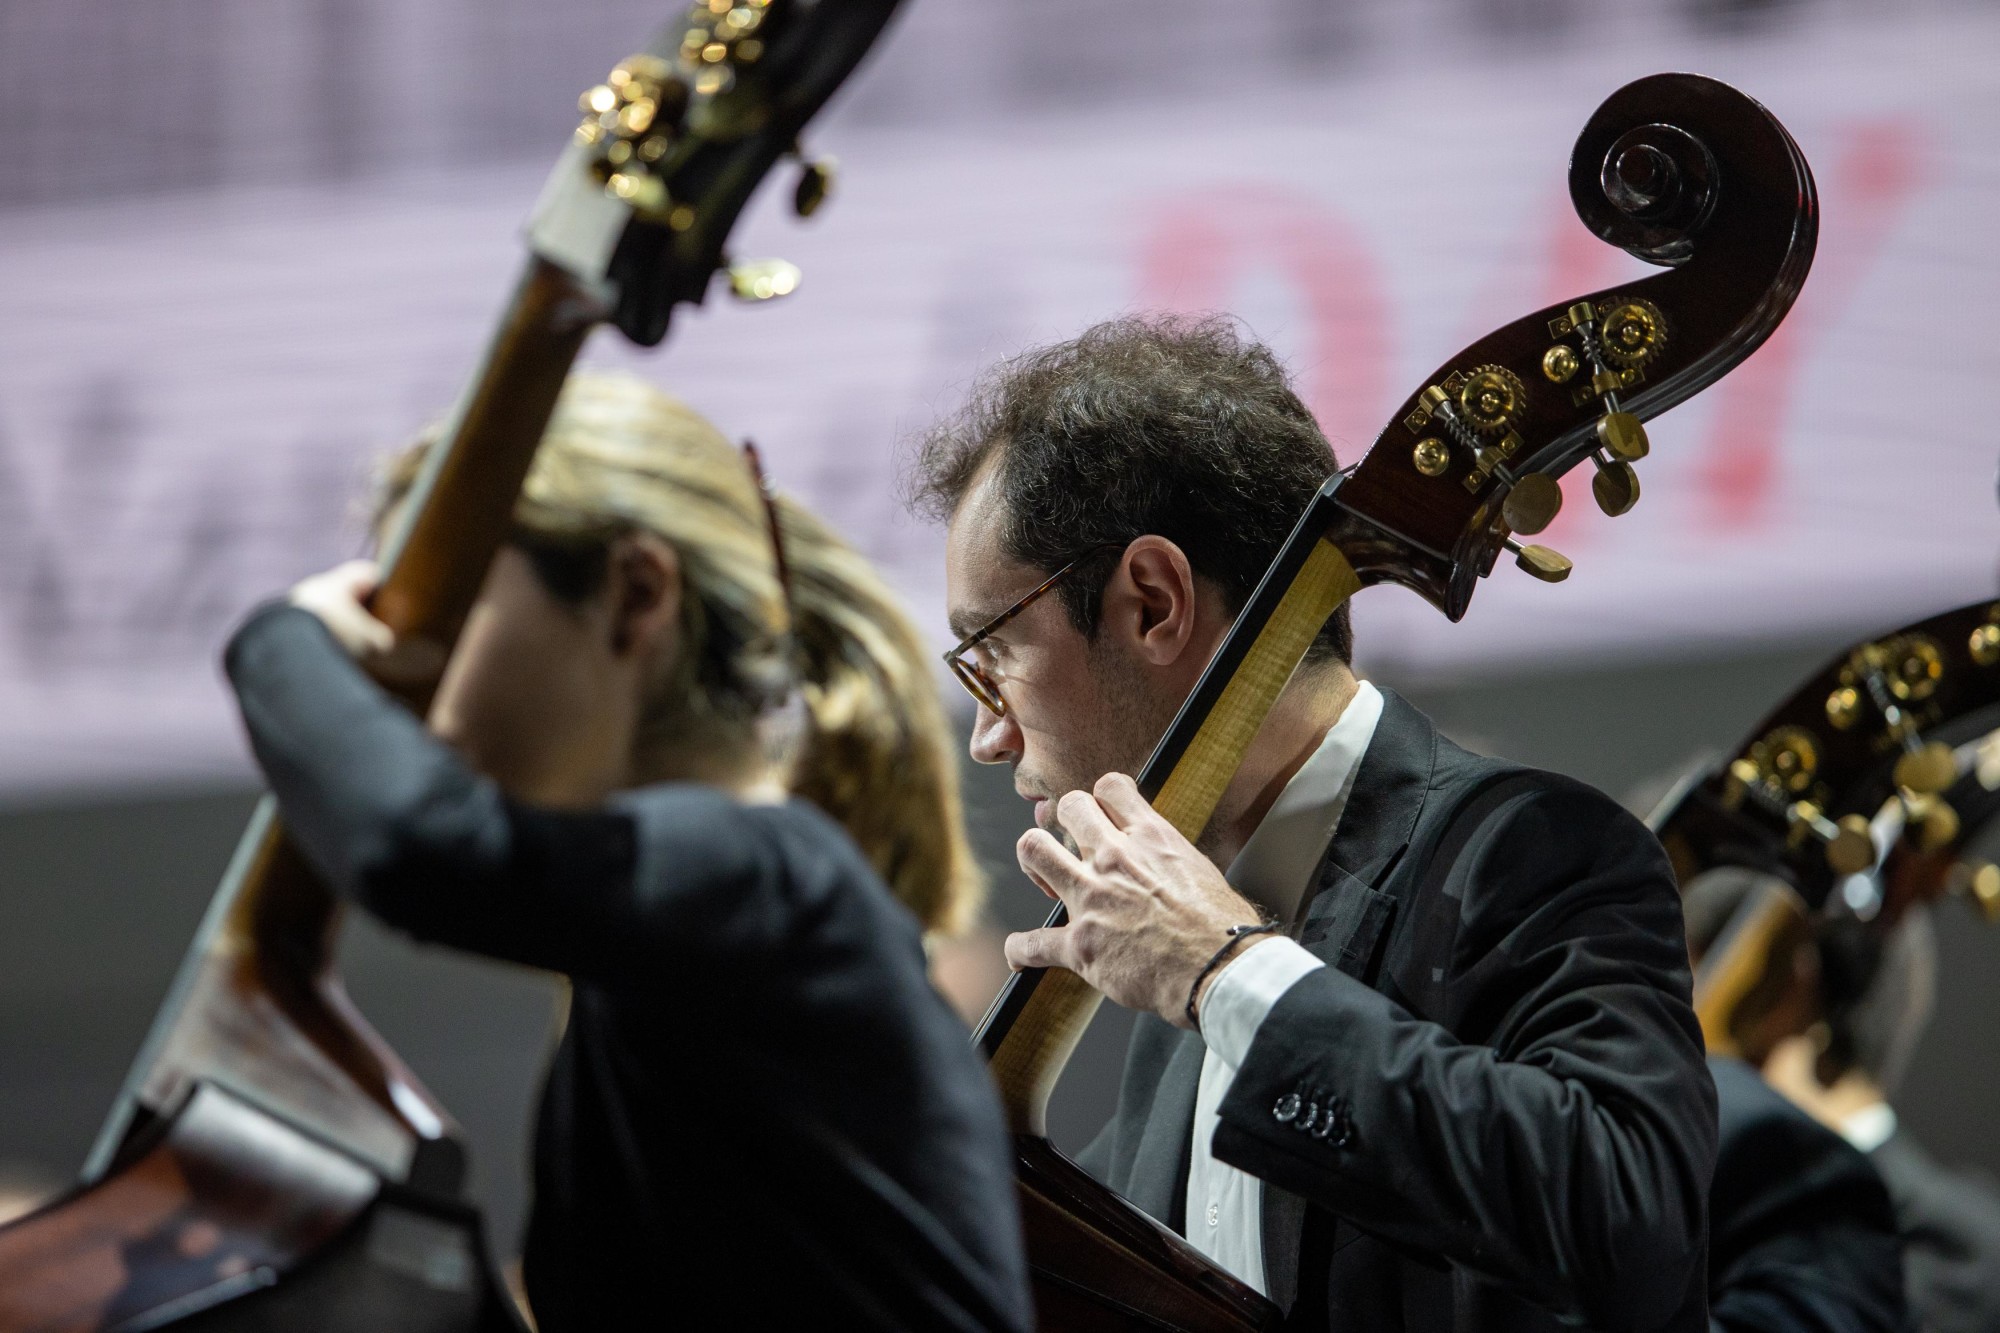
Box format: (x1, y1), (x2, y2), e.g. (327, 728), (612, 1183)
(968, 701), (1022, 767)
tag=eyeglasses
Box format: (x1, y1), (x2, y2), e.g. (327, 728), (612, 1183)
(942, 543), (1123, 716)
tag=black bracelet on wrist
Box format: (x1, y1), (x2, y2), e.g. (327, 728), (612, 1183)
(1185, 922), (1284, 1032)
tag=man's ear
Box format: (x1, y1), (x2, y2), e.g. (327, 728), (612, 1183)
(606, 533), (683, 659)
(1104, 536), (1201, 668)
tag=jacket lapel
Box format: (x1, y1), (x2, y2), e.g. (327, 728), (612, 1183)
(1123, 1028), (1207, 1231)
(1260, 688), (1438, 1312)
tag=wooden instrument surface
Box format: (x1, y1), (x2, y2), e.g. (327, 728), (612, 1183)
(978, 71), (1820, 1330)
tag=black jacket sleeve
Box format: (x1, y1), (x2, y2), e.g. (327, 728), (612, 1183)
(1706, 1057), (1904, 1333)
(1210, 774), (1715, 1331)
(223, 602), (792, 980)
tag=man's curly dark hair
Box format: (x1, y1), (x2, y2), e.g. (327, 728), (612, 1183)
(908, 313), (1351, 665)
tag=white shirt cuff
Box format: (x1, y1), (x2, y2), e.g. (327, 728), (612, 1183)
(1199, 937), (1325, 1070)
(1839, 1102), (1899, 1154)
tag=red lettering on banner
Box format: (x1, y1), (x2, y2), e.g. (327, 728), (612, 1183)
(1694, 118), (1925, 529)
(1134, 187), (1389, 459)
(1136, 123), (1924, 540)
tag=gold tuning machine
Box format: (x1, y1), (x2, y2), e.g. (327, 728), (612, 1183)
(1596, 411), (1650, 461)
(1551, 300), (1659, 519)
(1504, 537), (1572, 583)
(1787, 802), (1877, 876)
(1948, 861), (2000, 923)
(1591, 457), (1640, 517)
(727, 258), (802, 301)
(1414, 380), (1563, 534)
(1894, 740), (1957, 796)
(1502, 473), (1563, 535)
(1903, 792), (1961, 852)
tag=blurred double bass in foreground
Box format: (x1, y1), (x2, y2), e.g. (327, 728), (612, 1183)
(1656, 600), (2000, 1075)
(0, 2), (901, 1328)
(974, 72), (1820, 1330)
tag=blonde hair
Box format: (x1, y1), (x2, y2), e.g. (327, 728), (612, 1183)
(381, 372), (983, 937)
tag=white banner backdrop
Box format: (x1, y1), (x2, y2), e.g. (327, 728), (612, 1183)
(0, 8), (1994, 797)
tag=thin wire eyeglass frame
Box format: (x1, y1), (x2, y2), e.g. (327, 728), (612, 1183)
(940, 542), (1124, 716)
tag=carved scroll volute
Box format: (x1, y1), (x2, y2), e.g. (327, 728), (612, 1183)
(1331, 72), (1817, 618)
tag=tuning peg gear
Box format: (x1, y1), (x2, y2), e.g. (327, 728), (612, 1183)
(1598, 298), (1668, 370)
(1458, 366), (1527, 436)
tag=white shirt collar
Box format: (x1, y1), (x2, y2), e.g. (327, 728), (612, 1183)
(1225, 680), (1384, 926)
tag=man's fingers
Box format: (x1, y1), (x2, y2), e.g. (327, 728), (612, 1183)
(1003, 926), (1073, 973)
(1019, 850), (1061, 902)
(1054, 788), (1119, 852)
(1092, 771), (1158, 830)
(1017, 828), (1088, 901)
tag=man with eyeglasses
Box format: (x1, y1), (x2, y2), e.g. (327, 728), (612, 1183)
(909, 315), (1717, 1332)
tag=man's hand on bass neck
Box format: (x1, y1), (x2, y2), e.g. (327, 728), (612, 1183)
(1004, 772), (1276, 1031)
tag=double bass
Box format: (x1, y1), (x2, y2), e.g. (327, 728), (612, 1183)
(0, 1), (901, 1327)
(1652, 599), (2000, 1065)
(974, 72), (1821, 1329)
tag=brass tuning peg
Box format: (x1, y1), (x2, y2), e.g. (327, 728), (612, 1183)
(793, 154), (836, 218)
(1504, 538), (1572, 583)
(1502, 473), (1563, 534)
(1904, 793), (1961, 852)
(1596, 411), (1649, 461)
(1590, 455), (1640, 517)
(1948, 861), (2000, 923)
(1788, 802), (1877, 875)
(1893, 739), (1957, 796)
(727, 258), (802, 302)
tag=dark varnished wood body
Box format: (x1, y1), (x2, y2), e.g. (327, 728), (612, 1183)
(1017, 1139), (1276, 1332)
(0, 1083), (377, 1333)
(979, 73), (1818, 1329)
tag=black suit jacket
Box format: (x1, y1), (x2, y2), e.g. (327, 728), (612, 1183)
(1079, 690), (1715, 1332)
(1706, 1056), (1904, 1333)
(1870, 1129), (2000, 1333)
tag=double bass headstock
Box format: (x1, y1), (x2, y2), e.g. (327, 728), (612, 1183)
(1323, 72), (1816, 612)
(1656, 600), (2000, 925)
(527, 0), (898, 346)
